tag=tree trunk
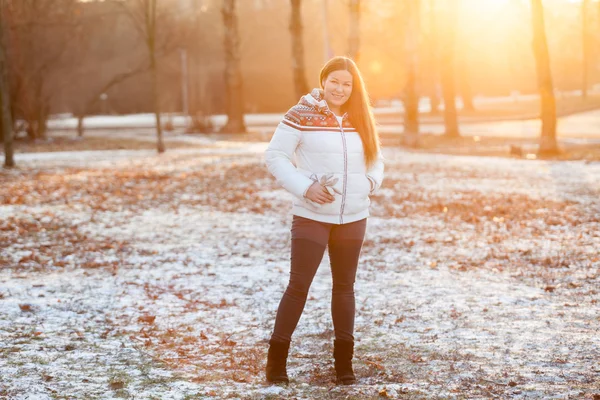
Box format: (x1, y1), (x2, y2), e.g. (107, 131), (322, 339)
(77, 113), (84, 137)
(440, 0), (459, 138)
(0, 5), (14, 167)
(458, 55), (475, 111)
(402, 0), (420, 146)
(427, 0), (440, 114)
(150, 56), (165, 152)
(289, 0), (309, 99)
(147, 0), (164, 153)
(25, 84), (48, 141)
(37, 103), (48, 139)
(322, 0), (332, 63)
(582, 0), (590, 99)
(220, 0), (246, 134)
(455, 0), (474, 112)
(348, 0), (360, 61)
(530, 0), (558, 156)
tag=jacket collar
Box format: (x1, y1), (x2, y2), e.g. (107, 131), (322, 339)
(299, 88), (348, 121)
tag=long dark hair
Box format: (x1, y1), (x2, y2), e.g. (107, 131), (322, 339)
(319, 56), (380, 168)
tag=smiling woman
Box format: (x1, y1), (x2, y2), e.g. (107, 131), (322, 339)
(264, 56), (384, 386)
(321, 70), (353, 116)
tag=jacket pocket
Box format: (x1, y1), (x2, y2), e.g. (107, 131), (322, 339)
(315, 173), (342, 196)
(365, 174), (375, 195)
(295, 170), (342, 214)
(355, 174), (371, 198)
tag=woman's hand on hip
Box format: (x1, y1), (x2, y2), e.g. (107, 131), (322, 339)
(305, 182), (335, 204)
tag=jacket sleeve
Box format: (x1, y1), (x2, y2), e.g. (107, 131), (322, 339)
(265, 114), (314, 199)
(366, 150), (384, 194)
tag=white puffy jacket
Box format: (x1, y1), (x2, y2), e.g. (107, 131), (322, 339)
(265, 89), (384, 225)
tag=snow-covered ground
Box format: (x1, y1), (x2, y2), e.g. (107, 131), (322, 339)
(1, 142), (599, 399)
(45, 109), (600, 145)
(45, 89), (600, 139)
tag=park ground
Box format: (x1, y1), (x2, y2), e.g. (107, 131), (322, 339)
(1, 132), (599, 399)
(9, 93), (600, 162)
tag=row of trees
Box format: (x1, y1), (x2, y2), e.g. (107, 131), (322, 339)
(0, 0), (183, 160)
(1, 0), (599, 167)
(224, 0), (585, 156)
(389, 0), (592, 155)
(285, 0), (593, 155)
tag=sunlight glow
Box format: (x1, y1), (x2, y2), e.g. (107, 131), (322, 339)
(370, 61), (383, 75)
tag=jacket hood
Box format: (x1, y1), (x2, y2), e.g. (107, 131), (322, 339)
(298, 88), (331, 115)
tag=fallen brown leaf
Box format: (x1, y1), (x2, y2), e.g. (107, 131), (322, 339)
(138, 315), (156, 324)
(18, 304), (33, 312)
(109, 381), (125, 390)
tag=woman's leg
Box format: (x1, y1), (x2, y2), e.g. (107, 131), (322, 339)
(328, 218), (366, 384)
(328, 218), (367, 341)
(267, 217), (330, 383)
(270, 216), (331, 342)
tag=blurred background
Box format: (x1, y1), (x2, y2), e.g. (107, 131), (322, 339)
(1, 0), (600, 162)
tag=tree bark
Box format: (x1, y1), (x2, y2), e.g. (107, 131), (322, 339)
(289, 0), (309, 99)
(348, 0), (360, 61)
(0, 4), (14, 167)
(530, 0), (558, 156)
(403, 0), (420, 146)
(220, 0), (246, 133)
(440, 0), (459, 138)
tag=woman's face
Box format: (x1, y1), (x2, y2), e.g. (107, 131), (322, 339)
(322, 69), (353, 111)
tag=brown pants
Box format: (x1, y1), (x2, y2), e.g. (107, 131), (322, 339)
(270, 215), (367, 342)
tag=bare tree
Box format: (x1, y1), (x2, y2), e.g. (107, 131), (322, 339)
(348, 0), (360, 61)
(147, 0), (165, 152)
(530, 0), (558, 156)
(75, 66), (150, 137)
(582, 0), (590, 99)
(456, 0), (474, 112)
(66, 2), (154, 137)
(440, 0), (460, 138)
(458, 55), (475, 111)
(220, 0), (246, 133)
(122, 0), (165, 152)
(0, 1), (14, 167)
(402, 0), (420, 146)
(426, 0), (440, 114)
(290, 0), (309, 99)
(3, 0), (80, 141)
(183, 2), (223, 132)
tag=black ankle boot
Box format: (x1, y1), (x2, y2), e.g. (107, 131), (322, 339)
(266, 339), (290, 384)
(333, 339), (356, 385)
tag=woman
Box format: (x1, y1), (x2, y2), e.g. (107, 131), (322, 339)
(264, 56), (384, 385)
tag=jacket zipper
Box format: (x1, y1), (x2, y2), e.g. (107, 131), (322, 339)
(337, 113), (348, 224)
